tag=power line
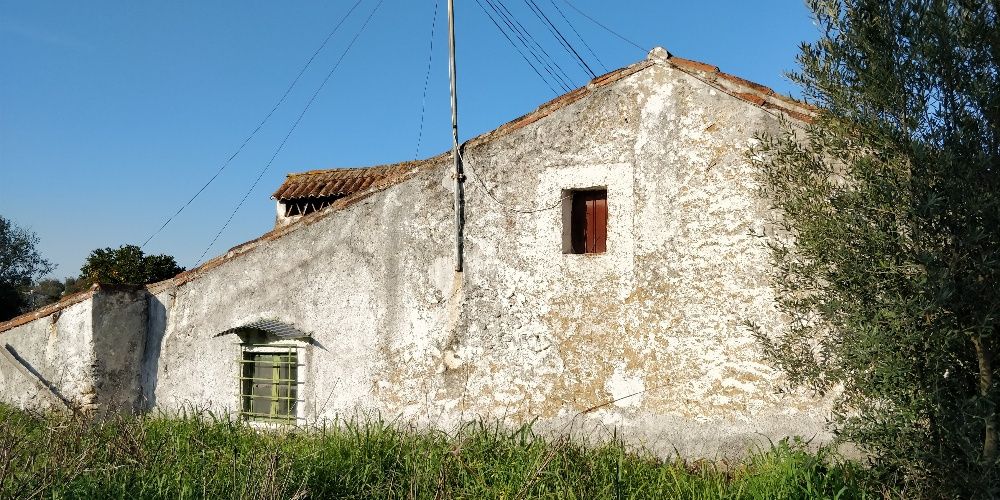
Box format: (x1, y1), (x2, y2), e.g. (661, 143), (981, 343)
(472, 0), (562, 95)
(139, 0), (367, 249)
(195, 0), (386, 265)
(523, 0), (595, 78)
(488, 0), (577, 91)
(548, 0), (607, 73)
(560, 0), (646, 53)
(415, 0), (441, 159)
(481, 0), (574, 92)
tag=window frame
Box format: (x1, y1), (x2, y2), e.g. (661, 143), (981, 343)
(238, 340), (303, 425)
(562, 188), (608, 254)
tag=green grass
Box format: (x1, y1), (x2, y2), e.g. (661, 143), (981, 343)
(0, 405), (883, 499)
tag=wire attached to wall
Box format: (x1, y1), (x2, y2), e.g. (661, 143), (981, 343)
(472, 0), (562, 95)
(489, 0), (577, 90)
(522, 0), (596, 78)
(478, 0), (575, 93)
(548, 0), (607, 73)
(459, 148), (570, 215)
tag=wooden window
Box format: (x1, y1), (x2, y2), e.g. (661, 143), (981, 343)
(239, 344), (300, 424)
(568, 189), (607, 254)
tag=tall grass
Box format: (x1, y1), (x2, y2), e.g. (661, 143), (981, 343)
(0, 404), (882, 499)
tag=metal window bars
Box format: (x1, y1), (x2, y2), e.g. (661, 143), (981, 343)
(237, 344), (303, 424)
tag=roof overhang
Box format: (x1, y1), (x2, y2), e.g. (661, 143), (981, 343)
(217, 319), (311, 340)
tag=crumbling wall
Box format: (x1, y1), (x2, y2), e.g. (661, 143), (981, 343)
(390, 55), (832, 456)
(144, 159), (456, 421)
(0, 286), (150, 416)
(0, 299), (96, 413)
(91, 285), (148, 414)
(1, 51), (831, 458)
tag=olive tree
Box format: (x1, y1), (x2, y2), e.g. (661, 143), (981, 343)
(752, 0), (999, 495)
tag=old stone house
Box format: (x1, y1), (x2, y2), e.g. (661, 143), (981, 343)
(0, 48), (826, 457)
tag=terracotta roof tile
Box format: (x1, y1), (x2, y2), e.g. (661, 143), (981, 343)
(272, 162), (420, 201)
(734, 91), (767, 106)
(667, 56), (720, 73)
(715, 72), (775, 96)
(0, 284), (145, 334)
(659, 54), (815, 123)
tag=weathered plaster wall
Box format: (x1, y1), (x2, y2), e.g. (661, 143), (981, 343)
(0, 52), (830, 458)
(0, 287), (149, 415)
(139, 53), (830, 456)
(91, 286), (148, 413)
(144, 159), (456, 420)
(0, 300), (95, 412)
(410, 57), (830, 456)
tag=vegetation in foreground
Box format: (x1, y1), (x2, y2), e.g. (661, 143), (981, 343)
(0, 405), (880, 499)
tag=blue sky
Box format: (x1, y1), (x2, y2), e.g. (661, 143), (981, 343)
(0, 1), (818, 277)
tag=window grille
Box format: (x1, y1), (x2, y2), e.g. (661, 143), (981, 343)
(238, 344), (302, 424)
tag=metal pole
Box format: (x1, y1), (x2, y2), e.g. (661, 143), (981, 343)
(448, 0), (464, 272)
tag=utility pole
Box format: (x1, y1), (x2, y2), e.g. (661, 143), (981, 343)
(448, 0), (465, 272)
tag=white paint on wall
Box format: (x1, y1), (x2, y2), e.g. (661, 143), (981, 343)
(0, 53), (834, 458)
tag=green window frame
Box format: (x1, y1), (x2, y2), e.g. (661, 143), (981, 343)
(239, 344), (301, 424)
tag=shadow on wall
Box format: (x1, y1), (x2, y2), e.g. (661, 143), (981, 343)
(140, 294), (167, 411)
(2, 343), (75, 410)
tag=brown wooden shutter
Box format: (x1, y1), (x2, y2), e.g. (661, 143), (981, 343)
(593, 195), (607, 253)
(571, 194), (588, 253)
(585, 196), (596, 252)
(569, 190), (608, 254)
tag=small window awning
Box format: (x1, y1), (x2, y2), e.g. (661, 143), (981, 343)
(218, 319), (310, 339)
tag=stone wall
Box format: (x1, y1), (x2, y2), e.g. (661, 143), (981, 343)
(0, 286), (147, 415)
(0, 298), (94, 412)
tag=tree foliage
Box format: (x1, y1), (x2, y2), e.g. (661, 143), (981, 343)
(62, 276), (89, 295)
(753, 0), (999, 495)
(28, 278), (65, 309)
(78, 245), (183, 287)
(0, 216), (54, 321)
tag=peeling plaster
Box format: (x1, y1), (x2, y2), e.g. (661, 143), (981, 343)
(0, 59), (833, 458)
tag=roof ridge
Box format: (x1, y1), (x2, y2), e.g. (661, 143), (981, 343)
(286, 157), (441, 178)
(649, 48), (816, 122)
(13, 48), (815, 317)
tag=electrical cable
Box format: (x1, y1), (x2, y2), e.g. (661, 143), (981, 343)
(488, 0), (577, 91)
(555, 1), (807, 128)
(459, 148), (570, 214)
(139, 0), (367, 249)
(195, 0), (386, 265)
(415, 0), (441, 159)
(547, 0), (607, 73)
(481, 0), (574, 92)
(523, 0), (595, 78)
(560, 0), (646, 52)
(472, 0), (563, 95)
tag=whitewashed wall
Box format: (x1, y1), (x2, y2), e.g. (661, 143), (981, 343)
(1, 52), (830, 458)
